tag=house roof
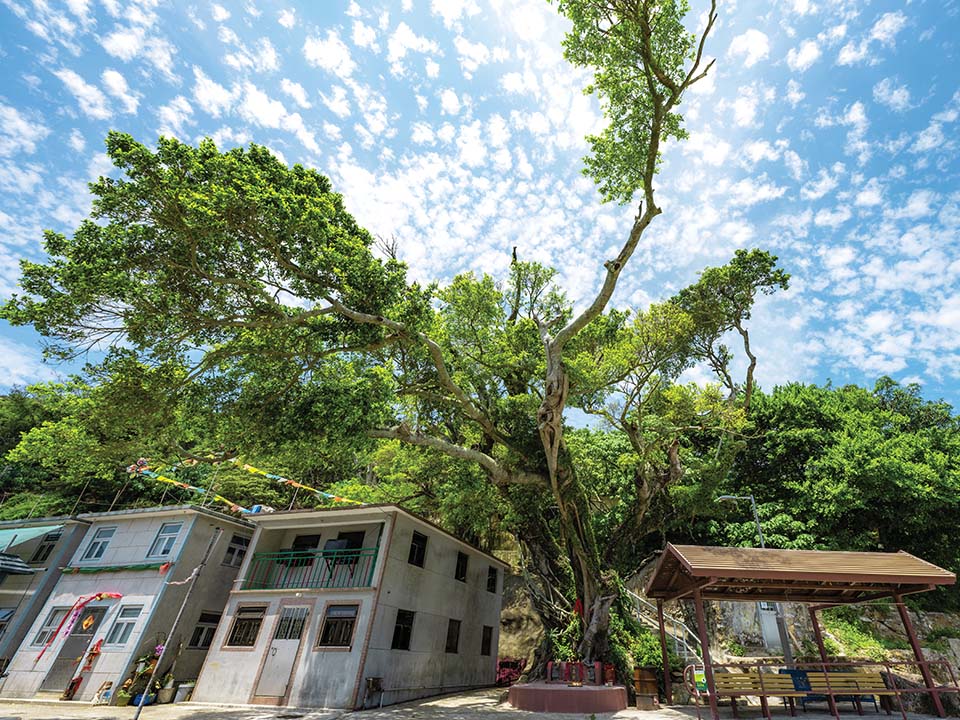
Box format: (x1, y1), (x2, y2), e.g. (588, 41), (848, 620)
(0, 515), (86, 530)
(249, 504), (510, 568)
(77, 504), (253, 529)
(644, 543), (955, 605)
(0, 552), (35, 575)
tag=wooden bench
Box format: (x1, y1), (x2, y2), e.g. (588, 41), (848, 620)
(713, 671), (808, 718)
(801, 672), (899, 715)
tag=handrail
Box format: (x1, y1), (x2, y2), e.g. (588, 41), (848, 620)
(242, 547), (379, 590)
(625, 589), (702, 661)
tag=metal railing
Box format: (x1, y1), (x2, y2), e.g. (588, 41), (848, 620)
(626, 588), (703, 663)
(242, 547), (379, 590)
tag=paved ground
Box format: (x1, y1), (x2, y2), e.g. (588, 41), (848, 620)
(0, 688), (945, 720)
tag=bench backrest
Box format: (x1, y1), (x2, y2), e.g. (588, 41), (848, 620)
(714, 672), (801, 694)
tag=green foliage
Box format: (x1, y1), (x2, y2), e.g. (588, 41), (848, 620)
(727, 640), (746, 657)
(820, 607), (909, 661)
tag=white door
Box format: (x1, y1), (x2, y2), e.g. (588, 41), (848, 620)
(758, 603), (782, 650)
(255, 606), (309, 698)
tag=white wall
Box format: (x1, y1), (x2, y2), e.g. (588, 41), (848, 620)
(357, 513), (503, 707)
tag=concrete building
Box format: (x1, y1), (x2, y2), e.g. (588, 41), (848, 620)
(0, 505), (252, 702)
(194, 504), (508, 709)
(0, 516), (90, 672)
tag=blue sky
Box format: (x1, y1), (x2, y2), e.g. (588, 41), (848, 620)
(1, 0), (959, 406)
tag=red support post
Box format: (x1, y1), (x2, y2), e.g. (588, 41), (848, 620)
(657, 599), (673, 704)
(807, 606), (840, 720)
(693, 589), (720, 720)
(894, 593), (945, 718)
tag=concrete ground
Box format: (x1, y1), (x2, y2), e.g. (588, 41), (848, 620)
(0, 688), (945, 720)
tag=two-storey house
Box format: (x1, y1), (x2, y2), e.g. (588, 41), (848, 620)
(0, 516), (90, 673)
(0, 505), (252, 702)
(193, 504), (507, 709)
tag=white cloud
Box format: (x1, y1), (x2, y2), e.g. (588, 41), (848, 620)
(801, 168), (840, 200)
(783, 150), (805, 180)
(352, 20), (378, 51)
(101, 69), (139, 113)
(786, 39), (821, 71)
(191, 67), (234, 117)
(238, 83), (287, 128)
(157, 96), (194, 138)
(321, 86), (351, 118)
(425, 58), (440, 78)
(278, 9), (295, 28)
(785, 79), (805, 106)
(280, 78), (311, 108)
(304, 30), (356, 77)
(387, 22), (439, 76)
(67, 129), (85, 153)
(888, 189), (937, 219)
(911, 122), (943, 154)
(838, 11), (908, 66)
(0, 103), (50, 156)
(211, 3), (230, 22)
(728, 29), (770, 68)
(855, 178), (883, 206)
(454, 35), (491, 76)
(440, 88), (461, 115)
(54, 68), (112, 120)
(430, 0), (480, 29)
(873, 77), (910, 112)
(814, 206), (852, 227)
(0, 338), (56, 387)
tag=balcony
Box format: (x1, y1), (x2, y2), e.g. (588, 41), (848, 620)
(241, 547), (379, 590)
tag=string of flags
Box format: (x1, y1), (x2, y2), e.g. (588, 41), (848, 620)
(126, 456), (365, 515)
(226, 458), (365, 505)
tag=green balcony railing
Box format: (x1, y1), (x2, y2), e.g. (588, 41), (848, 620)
(242, 547), (379, 590)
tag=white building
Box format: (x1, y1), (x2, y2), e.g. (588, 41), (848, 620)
(194, 504), (507, 709)
(0, 516), (90, 672)
(0, 505), (252, 702)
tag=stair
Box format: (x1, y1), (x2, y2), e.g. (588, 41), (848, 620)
(625, 589), (702, 666)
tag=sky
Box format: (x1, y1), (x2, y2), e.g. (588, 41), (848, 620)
(0, 0), (959, 407)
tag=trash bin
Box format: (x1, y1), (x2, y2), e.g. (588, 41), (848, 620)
(174, 681), (195, 703)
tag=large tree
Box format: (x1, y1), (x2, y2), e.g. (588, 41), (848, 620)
(1, 0), (791, 664)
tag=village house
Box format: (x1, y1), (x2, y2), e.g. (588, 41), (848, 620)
(0, 505), (252, 703)
(193, 504), (507, 709)
(0, 516), (90, 673)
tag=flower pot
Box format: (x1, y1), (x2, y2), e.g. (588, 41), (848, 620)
(156, 687), (176, 704)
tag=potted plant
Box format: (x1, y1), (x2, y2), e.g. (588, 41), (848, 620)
(156, 673), (177, 704)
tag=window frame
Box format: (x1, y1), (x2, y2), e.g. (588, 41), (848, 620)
(29, 530), (62, 565)
(391, 609), (415, 651)
(408, 531), (428, 568)
(225, 605), (267, 648)
(32, 607), (70, 646)
(481, 625), (493, 656)
(189, 611), (222, 649)
(486, 566), (498, 593)
(316, 603), (360, 650)
(454, 551), (468, 582)
(222, 534), (250, 568)
(81, 526), (116, 562)
(146, 522), (183, 559)
(104, 605), (142, 646)
(445, 618), (461, 654)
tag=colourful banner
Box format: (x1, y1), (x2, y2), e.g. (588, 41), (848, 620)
(226, 458), (365, 505)
(35, 592), (123, 663)
(127, 459), (253, 514)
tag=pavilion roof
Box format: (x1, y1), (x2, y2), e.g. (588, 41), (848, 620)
(644, 543), (955, 605)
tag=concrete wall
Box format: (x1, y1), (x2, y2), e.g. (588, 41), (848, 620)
(193, 516), (390, 709)
(357, 513), (504, 707)
(0, 521), (88, 667)
(0, 510), (250, 702)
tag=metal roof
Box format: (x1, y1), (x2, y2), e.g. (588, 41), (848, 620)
(644, 543), (956, 605)
(77, 504), (253, 528)
(0, 552), (35, 575)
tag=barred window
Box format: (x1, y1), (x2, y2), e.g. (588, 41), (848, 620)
(189, 612), (221, 648)
(408, 532), (428, 567)
(226, 606), (266, 647)
(317, 605), (358, 648)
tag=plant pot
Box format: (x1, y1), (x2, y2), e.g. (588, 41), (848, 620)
(156, 687), (176, 704)
(133, 693), (156, 706)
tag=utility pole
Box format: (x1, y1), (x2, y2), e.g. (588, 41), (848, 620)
(715, 494), (794, 666)
(132, 527), (222, 720)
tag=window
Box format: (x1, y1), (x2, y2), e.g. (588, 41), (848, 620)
(486, 566), (498, 593)
(0, 608), (15, 640)
(33, 607), (69, 646)
(189, 612), (221, 648)
(445, 618), (461, 654)
(282, 534), (321, 567)
(391, 609), (415, 651)
(408, 531), (428, 567)
(29, 530), (62, 564)
(481, 625), (493, 656)
(81, 527), (115, 561)
(105, 606), (141, 645)
(455, 551), (468, 582)
(147, 522), (182, 558)
(222, 535), (250, 567)
(317, 605), (358, 648)
(226, 606), (266, 647)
